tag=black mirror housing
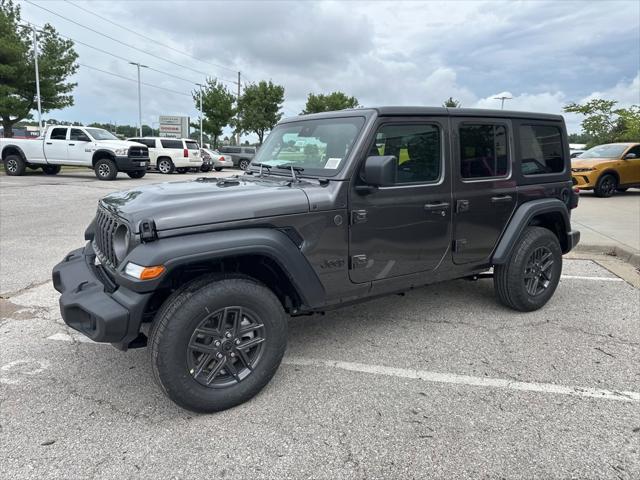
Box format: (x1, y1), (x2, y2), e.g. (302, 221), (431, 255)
(364, 155), (397, 186)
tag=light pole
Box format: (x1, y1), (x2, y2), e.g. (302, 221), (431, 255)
(32, 25), (43, 133)
(196, 82), (204, 147)
(493, 95), (512, 110)
(129, 62), (148, 136)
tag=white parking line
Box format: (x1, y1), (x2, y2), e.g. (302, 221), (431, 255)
(560, 275), (623, 282)
(283, 357), (640, 403)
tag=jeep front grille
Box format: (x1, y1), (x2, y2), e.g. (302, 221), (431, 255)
(94, 207), (121, 268)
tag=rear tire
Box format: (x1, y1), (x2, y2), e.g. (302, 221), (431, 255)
(149, 275), (288, 413)
(200, 164), (212, 172)
(127, 170), (146, 179)
(157, 158), (175, 174)
(238, 159), (250, 170)
(494, 226), (562, 312)
(594, 173), (617, 197)
(94, 158), (118, 180)
(42, 165), (61, 175)
(4, 154), (26, 176)
(214, 167), (223, 172)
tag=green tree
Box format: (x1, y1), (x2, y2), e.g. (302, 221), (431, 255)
(615, 105), (640, 141)
(0, 0), (78, 137)
(442, 97), (461, 108)
(564, 99), (621, 147)
(193, 78), (235, 148)
(236, 80), (285, 144)
(302, 91), (359, 114)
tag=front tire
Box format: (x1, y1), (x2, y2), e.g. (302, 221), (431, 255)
(157, 158), (175, 174)
(494, 226), (562, 312)
(94, 158), (118, 181)
(127, 170), (146, 179)
(4, 154), (26, 176)
(149, 275), (288, 413)
(594, 173), (617, 197)
(42, 165), (61, 175)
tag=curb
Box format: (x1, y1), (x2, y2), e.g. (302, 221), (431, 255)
(574, 244), (640, 268)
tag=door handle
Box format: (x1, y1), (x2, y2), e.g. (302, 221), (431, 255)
(46, 142), (52, 145)
(68, 143), (75, 146)
(424, 202), (450, 216)
(491, 195), (513, 204)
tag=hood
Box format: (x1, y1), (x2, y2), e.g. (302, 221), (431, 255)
(95, 139), (145, 149)
(571, 157), (619, 169)
(100, 175), (310, 232)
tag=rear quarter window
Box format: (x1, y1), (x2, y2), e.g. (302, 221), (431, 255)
(160, 139), (184, 149)
(519, 125), (565, 175)
(185, 141), (199, 150)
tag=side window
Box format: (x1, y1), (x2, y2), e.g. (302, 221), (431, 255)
(373, 123), (441, 184)
(519, 124), (564, 175)
(160, 139), (183, 149)
(50, 128), (67, 140)
(460, 124), (508, 179)
(70, 129), (90, 142)
(625, 145), (640, 158)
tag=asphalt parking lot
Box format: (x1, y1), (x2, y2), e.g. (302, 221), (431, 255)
(1, 170), (639, 479)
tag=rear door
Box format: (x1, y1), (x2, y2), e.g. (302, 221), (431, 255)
(67, 128), (92, 165)
(451, 118), (517, 264)
(349, 117), (452, 283)
(44, 127), (69, 164)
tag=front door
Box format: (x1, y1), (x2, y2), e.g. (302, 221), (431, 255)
(619, 144), (640, 185)
(349, 118), (452, 284)
(67, 128), (92, 165)
(451, 119), (517, 264)
(44, 127), (69, 164)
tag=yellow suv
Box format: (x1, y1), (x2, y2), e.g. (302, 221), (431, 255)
(572, 143), (640, 197)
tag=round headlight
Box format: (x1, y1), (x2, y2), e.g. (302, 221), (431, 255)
(113, 224), (130, 263)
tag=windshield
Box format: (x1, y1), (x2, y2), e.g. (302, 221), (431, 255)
(85, 128), (118, 141)
(250, 116), (365, 175)
(579, 144), (628, 159)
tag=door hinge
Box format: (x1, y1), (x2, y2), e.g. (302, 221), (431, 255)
(453, 239), (467, 252)
(456, 199), (470, 213)
(350, 254), (368, 269)
(350, 210), (368, 224)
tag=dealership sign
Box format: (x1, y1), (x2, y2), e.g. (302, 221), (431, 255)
(159, 115), (189, 138)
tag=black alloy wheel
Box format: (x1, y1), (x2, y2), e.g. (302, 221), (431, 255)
(595, 174), (617, 197)
(523, 246), (554, 296)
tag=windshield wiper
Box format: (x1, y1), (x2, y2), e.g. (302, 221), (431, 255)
(276, 164), (304, 182)
(251, 162), (272, 177)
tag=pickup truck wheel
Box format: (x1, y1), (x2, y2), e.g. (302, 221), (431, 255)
(594, 173), (617, 197)
(238, 159), (250, 170)
(94, 158), (118, 180)
(494, 226), (562, 312)
(214, 167), (223, 172)
(157, 158), (174, 174)
(149, 275), (287, 413)
(4, 154), (26, 176)
(127, 170), (146, 179)
(42, 165), (61, 175)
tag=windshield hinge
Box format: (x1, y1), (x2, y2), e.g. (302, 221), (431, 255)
(139, 219), (157, 243)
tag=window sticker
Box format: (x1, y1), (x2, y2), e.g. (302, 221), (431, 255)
(324, 157), (342, 169)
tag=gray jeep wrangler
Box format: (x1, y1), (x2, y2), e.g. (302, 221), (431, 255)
(53, 107), (580, 412)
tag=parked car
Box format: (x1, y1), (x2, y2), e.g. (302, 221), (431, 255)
(53, 107), (580, 413)
(1, 126), (149, 180)
(218, 145), (256, 170)
(571, 142), (640, 197)
(127, 137), (202, 174)
(202, 148), (234, 171)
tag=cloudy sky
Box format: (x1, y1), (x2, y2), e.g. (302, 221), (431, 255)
(19, 0), (640, 136)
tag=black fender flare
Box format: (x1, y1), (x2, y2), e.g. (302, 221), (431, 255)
(1, 144), (27, 162)
(92, 149), (116, 165)
(492, 198), (576, 264)
(117, 228), (326, 308)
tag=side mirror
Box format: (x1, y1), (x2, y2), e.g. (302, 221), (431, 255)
(363, 155), (397, 186)
(624, 153), (637, 159)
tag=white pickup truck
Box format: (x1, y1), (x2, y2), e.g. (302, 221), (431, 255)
(0, 126), (149, 180)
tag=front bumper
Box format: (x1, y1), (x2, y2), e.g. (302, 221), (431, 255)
(115, 155), (149, 172)
(571, 171), (597, 189)
(52, 244), (151, 350)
